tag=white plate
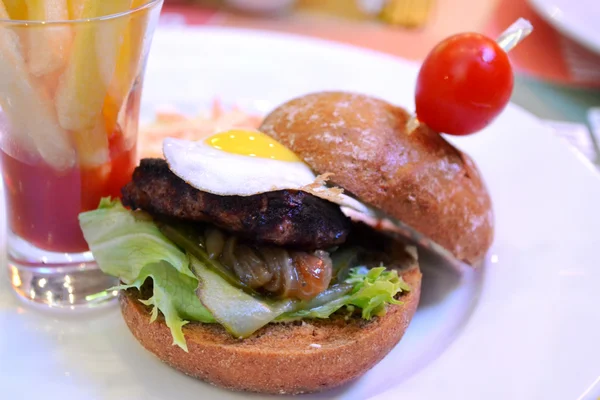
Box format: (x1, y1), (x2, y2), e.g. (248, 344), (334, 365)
(2, 27), (600, 400)
(528, 0), (600, 55)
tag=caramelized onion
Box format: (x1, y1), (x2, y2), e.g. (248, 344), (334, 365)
(260, 247), (289, 293)
(234, 245), (272, 288)
(205, 228), (333, 300)
(291, 251), (333, 300)
(279, 250), (298, 299)
(205, 228), (226, 259)
(220, 236), (238, 272)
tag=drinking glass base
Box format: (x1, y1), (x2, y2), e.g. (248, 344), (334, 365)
(6, 235), (118, 310)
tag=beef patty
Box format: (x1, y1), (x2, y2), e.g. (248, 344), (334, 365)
(121, 158), (351, 250)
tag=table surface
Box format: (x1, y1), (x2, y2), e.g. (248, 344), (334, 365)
(161, 0), (600, 150)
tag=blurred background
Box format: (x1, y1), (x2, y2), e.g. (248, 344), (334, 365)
(160, 0), (600, 164)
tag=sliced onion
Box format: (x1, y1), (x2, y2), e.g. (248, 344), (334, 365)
(220, 236), (238, 272)
(279, 250), (298, 298)
(235, 245), (272, 288)
(158, 223), (254, 293)
(191, 226), (336, 300)
(260, 247), (285, 293)
(205, 228), (225, 259)
(291, 251), (333, 300)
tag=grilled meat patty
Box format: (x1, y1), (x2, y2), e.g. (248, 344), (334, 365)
(122, 158), (351, 249)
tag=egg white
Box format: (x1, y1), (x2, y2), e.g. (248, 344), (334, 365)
(163, 137), (317, 196)
(163, 137), (372, 216)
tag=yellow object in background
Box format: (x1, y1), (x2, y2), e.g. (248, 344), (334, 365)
(296, 0), (377, 20)
(380, 0), (435, 28)
(297, 0), (435, 27)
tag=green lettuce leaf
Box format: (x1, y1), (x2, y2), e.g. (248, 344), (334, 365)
(78, 198), (194, 283)
(190, 256), (294, 338)
(115, 261), (215, 351)
(79, 198), (214, 351)
(279, 266), (410, 320)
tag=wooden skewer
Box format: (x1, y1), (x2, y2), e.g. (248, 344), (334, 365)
(405, 115), (420, 134)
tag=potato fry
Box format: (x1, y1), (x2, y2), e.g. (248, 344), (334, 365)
(0, 1), (75, 170)
(0, 2), (10, 22)
(96, 17), (130, 90)
(72, 117), (110, 167)
(25, 0), (72, 77)
(102, 91), (121, 137)
(103, 1), (149, 135)
(55, 0), (132, 166)
(33, 66), (63, 99)
(56, 0), (132, 130)
(131, 0), (148, 9)
(67, 0), (85, 19)
(55, 26), (107, 132)
(2, 0), (28, 19)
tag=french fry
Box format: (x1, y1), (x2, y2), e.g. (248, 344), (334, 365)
(67, 0), (85, 19)
(55, 0), (132, 166)
(103, 0), (149, 136)
(0, 1), (75, 170)
(2, 0), (27, 20)
(33, 66), (63, 99)
(96, 14), (130, 90)
(102, 91), (121, 136)
(72, 117), (110, 167)
(25, 0), (72, 77)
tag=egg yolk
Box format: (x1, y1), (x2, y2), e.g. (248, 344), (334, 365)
(206, 130), (301, 162)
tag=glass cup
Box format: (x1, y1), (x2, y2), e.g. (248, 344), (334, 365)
(0, 0), (163, 310)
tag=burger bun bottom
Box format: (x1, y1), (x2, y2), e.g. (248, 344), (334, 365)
(119, 262), (421, 394)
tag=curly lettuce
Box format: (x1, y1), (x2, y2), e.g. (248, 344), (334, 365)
(79, 198), (214, 350)
(79, 198), (194, 283)
(114, 262), (215, 351)
(279, 267), (410, 321)
(79, 198), (411, 351)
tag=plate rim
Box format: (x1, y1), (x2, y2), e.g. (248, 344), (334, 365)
(527, 0), (600, 55)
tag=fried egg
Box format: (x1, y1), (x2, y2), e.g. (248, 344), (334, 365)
(163, 129), (370, 214)
(163, 129), (319, 196)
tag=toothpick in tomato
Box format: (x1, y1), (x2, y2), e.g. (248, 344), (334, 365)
(415, 33), (513, 136)
(414, 19), (533, 136)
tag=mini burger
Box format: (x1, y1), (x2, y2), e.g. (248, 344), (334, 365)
(78, 92), (493, 394)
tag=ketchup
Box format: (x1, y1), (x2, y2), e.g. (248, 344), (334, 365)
(0, 130), (136, 253)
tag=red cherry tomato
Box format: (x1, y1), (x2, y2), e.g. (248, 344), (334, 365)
(415, 33), (514, 135)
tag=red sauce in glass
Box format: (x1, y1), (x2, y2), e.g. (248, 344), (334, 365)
(1, 131), (136, 253)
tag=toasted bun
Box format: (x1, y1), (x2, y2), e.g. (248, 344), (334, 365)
(120, 262), (421, 395)
(259, 91), (494, 265)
